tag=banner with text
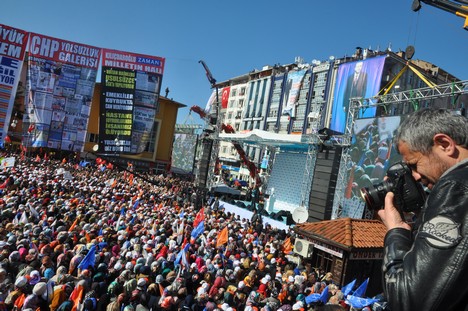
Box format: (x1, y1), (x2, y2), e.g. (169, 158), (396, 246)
(99, 48), (165, 154)
(24, 32), (101, 151)
(0, 24), (29, 145)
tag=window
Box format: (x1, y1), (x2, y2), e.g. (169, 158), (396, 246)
(88, 133), (99, 143)
(231, 89), (237, 97)
(269, 109), (277, 118)
(145, 121), (159, 153)
(238, 99), (244, 109)
(240, 87), (246, 96)
(313, 251), (334, 274)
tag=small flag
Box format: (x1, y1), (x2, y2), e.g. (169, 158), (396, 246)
(174, 243), (190, 268)
(353, 278), (369, 298)
(282, 237), (293, 254)
(70, 283), (84, 311)
(216, 226), (228, 248)
(193, 207), (204, 228)
(78, 244), (96, 270)
(345, 295), (379, 309)
(341, 279), (356, 297)
(305, 286), (329, 304)
(191, 221), (204, 241)
(68, 217), (79, 232)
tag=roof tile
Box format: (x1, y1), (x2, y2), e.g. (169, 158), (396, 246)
(295, 218), (387, 249)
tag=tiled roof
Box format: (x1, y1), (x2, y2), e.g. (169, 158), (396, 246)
(294, 218), (387, 250)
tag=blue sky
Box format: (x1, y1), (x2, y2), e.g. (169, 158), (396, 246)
(2, 0), (467, 125)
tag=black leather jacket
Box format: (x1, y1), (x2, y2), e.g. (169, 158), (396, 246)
(382, 160), (468, 311)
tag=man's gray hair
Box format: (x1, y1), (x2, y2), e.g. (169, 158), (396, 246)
(394, 108), (468, 154)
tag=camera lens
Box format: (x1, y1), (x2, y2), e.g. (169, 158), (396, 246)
(360, 181), (394, 210)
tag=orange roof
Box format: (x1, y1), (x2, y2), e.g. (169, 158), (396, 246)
(294, 217), (387, 250)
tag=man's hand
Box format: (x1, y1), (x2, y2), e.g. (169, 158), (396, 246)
(377, 192), (412, 231)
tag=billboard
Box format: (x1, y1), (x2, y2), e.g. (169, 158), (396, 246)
(24, 32), (101, 151)
(330, 56), (385, 133)
(341, 115), (402, 218)
(99, 49), (165, 154)
(0, 24), (29, 145)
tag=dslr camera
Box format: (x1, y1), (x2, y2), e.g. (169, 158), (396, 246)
(360, 162), (427, 214)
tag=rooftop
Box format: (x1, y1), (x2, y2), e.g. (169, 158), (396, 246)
(294, 217), (387, 250)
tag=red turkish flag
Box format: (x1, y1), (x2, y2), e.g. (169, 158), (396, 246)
(193, 207), (204, 228)
(221, 87), (230, 109)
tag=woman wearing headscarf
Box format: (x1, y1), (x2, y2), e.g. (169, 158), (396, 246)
(49, 283), (73, 311)
(23, 281), (48, 311)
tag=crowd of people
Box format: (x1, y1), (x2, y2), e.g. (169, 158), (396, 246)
(0, 151), (373, 311)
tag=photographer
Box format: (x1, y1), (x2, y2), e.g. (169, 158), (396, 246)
(378, 108), (468, 310)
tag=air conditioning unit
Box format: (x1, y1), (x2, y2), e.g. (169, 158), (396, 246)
(294, 238), (313, 257)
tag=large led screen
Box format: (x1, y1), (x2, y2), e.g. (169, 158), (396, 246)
(330, 56), (385, 133)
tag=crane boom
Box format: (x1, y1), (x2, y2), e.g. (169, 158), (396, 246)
(412, 0), (468, 29)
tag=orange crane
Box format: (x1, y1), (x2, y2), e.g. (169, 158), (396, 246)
(189, 105), (207, 119)
(412, 0), (468, 29)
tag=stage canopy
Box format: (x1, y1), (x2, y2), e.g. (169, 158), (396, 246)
(218, 129), (312, 152)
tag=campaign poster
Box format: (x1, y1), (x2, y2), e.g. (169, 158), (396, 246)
(24, 32), (101, 151)
(330, 56), (385, 133)
(341, 115), (402, 218)
(99, 48), (165, 154)
(0, 24), (29, 145)
(282, 70), (306, 117)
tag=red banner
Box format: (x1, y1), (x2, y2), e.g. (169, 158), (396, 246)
(28, 32), (100, 69)
(221, 86), (230, 109)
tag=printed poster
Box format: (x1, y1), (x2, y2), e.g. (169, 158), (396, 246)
(99, 48), (165, 154)
(282, 69), (306, 117)
(24, 32), (101, 151)
(0, 24), (29, 145)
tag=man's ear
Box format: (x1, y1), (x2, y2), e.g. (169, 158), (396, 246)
(433, 133), (455, 154)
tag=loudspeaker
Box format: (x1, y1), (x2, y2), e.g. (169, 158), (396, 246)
(197, 138), (213, 188)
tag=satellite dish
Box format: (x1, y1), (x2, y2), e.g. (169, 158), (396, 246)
(405, 45), (415, 60)
(292, 205), (308, 223)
